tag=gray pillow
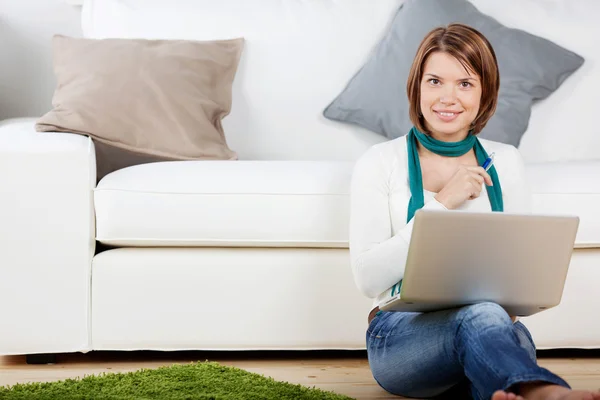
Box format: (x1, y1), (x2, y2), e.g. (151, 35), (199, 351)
(323, 0), (584, 146)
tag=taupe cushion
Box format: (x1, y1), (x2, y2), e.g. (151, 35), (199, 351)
(36, 35), (244, 181)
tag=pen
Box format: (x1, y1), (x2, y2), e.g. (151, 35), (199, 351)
(482, 152), (495, 171)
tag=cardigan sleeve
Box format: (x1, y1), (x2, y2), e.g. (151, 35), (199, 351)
(348, 146), (447, 298)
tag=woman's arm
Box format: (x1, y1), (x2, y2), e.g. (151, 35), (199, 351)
(349, 146), (446, 298)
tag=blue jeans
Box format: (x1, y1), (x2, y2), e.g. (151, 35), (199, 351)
(366, 302), (570, 399)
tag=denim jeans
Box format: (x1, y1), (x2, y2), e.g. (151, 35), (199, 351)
(366, 302), (570, 399)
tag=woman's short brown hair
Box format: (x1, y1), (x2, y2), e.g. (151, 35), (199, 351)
(406, 23), (500, 135)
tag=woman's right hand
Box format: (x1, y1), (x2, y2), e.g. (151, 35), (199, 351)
(435, 165), (493, 210)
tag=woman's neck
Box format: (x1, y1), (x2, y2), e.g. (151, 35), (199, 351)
(426, 125), (470, 143)
(416, 140), (475, 162)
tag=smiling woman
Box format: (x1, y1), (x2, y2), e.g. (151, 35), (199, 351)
(407, 24), (499, 142)
(420, 54), (482, 137)
(349, 23), (600, 400)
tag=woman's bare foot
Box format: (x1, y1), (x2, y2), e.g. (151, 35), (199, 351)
(519, 383), (600, 400)
(492, 390), (525, 400)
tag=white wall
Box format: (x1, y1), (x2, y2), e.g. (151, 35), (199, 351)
(0, 0), (81, 119)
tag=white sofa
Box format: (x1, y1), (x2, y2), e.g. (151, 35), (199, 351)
(1, 0), (600, 363)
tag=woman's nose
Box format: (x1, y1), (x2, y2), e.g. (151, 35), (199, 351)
(439, 86), (458, 104)
(439, 94), (457, 104)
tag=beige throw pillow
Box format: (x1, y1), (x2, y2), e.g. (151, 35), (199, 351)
(36, 35), (244, 181)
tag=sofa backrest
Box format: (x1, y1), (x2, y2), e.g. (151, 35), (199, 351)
(81, 0), (600, 164)
(82, 0), (401, 161)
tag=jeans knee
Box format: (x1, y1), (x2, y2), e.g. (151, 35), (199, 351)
(458, 301), (511, 330)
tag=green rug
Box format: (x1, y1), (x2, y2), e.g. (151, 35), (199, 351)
(0, 361), (355, 400)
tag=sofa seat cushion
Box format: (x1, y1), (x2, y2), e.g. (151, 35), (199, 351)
(94, 160), (353, 247)
(528, 161), (600, 248)
(95, 159), (600, 249)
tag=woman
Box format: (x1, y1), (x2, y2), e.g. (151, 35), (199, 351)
(349, 24), (600, 400)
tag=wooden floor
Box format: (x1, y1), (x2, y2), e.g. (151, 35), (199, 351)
(1, 350), (600, 399)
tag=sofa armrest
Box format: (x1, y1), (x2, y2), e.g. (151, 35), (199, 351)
(0, 118), (96, 355)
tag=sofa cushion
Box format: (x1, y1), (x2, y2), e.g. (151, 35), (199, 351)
(94, 160), (353, 248)
(36, 35), (244, 182)
(94, 160), (600, 249)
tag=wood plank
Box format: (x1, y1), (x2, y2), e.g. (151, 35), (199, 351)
(1, 351), (599, 399)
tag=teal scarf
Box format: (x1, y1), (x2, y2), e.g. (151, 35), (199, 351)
(406, 126), (503, 222)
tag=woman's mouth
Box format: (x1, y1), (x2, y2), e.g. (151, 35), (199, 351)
(433, 110), (462, 122)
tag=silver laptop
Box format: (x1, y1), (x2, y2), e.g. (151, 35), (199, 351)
(378, 210), (579, 317)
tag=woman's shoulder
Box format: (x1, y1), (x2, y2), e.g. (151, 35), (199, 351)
(478, 137), (518, 154)
(478, 137), (522, 157)
(355, 136), (408, 168)
(351, 136), (408, 184)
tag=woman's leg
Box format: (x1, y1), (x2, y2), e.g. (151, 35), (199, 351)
(462, 321), (539, 399)
(366, 309), (466, 398)
(513, 321), (538, 363)
(366, 301), (570, 399)
(454, 303), (569, 399)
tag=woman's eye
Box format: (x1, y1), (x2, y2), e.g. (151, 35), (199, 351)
(428, 78), (440, 85)
(460, 81), (472, 88)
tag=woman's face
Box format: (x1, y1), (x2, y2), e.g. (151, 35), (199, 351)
(419, 51), (482, 142)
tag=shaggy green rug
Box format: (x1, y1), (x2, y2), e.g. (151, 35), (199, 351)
(0, 361), (355, 400)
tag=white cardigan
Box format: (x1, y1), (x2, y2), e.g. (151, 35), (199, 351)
(349, 135), (532, 308)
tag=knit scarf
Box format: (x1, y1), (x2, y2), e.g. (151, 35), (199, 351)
(406, 126), (503, 222)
